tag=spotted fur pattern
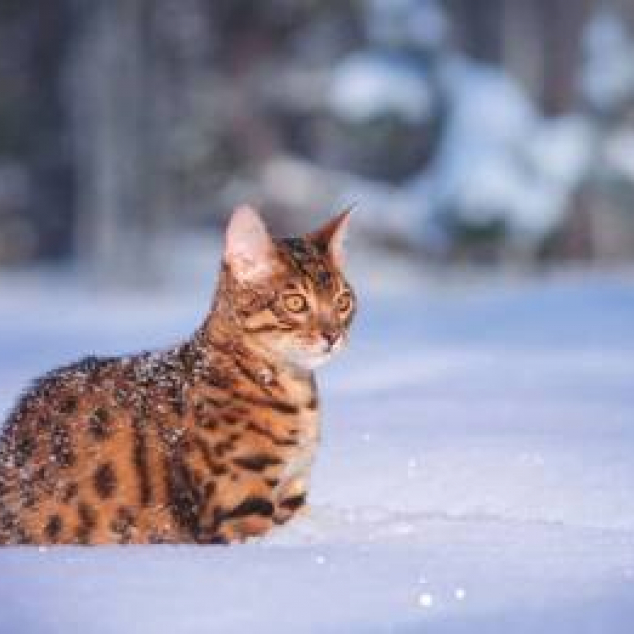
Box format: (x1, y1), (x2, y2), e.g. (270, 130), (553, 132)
(0, 208), (355, 545)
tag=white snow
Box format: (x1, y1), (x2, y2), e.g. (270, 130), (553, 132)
(603, 127), (634, 183)
(328, 52), (435, 124)
(430, 57), (581, 240)
(524, 115), (595, 190)
(1, 264), (634, 633)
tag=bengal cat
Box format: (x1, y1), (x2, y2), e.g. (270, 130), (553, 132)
(0, 206), (356, 545)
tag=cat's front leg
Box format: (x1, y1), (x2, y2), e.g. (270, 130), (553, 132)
(274, 476), (309, 525)
(197, 485), (278, 544)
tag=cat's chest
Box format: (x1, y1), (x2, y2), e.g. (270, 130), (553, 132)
(280, 408), (319, 484)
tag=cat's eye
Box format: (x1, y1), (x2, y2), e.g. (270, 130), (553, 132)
(336, 291), (353, 313)
(283, 293), (308, 313)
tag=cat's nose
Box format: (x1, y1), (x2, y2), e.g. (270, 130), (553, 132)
(322, 329), (339, 348)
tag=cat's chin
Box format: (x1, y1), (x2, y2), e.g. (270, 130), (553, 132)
(285, 341), (345, 371)
(293, 354), (332, 371)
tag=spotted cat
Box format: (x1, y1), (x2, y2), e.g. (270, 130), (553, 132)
(0, 206), (356, 545)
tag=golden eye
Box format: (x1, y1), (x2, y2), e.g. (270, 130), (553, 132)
(336, 291), (353, 313)
(283, 293), (308, 313)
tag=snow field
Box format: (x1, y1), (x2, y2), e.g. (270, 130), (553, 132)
(1, 268), (633, 632)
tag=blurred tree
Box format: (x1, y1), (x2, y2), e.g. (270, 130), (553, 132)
(67, 0), (165, 283)
(448, 0), (596, 113)
(1, 0), (634, 271)
(0, 0), (73, 263)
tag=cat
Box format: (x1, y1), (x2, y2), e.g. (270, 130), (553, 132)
(0, 206), (356, 545)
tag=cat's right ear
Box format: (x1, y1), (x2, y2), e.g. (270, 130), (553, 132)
(224, 205), (277, 284)
(310, 207), (353, 269)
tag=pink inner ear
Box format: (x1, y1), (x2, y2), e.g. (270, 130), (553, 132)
(224, 206), (276, 283)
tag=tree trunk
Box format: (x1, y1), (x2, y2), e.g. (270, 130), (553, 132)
(67, 0), (165, 285)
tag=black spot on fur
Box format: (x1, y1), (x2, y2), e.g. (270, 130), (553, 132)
(204, 481), (216, 500)
(245, 422), (296, 447)
(192, 435), (216, 471)
(171, 398), (186, 416)
(279, 493), (306, 511)
(93, 462), (117, 499)
(14, 435), (35, 468)
(221, 497), (274, 521)
(207, 534), (229, 545)
(213, 439), (234, 458)
(195, 415), (218, 430)
(166, 457), (204, 537)
(59, 397), (78, 414)
(207, 535), (229, 546)
(32, 465), (48, 484)
(76, 502), (97, 544)
(233, 454), (282, 472)
(45, 514), (63, 541)
(237, 394), (299, 415)
(132, 418), (152, 505)
(62, 482), (79, 504)
(0, 510), (16, 532)
(223, 413), (239, 426)
(110, 506), (136, 544)
(212, 463), (228, 476)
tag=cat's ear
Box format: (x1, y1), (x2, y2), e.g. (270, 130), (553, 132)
(224, 205), (277, 283)
(310, 207), (352, 268)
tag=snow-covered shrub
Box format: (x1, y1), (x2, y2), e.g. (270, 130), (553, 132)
(325, 51), (440, 181)
(425, 58), (594, 257)
(329, 52), (435, 126)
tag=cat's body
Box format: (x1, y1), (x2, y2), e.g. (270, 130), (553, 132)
(0, 207), (355, 545)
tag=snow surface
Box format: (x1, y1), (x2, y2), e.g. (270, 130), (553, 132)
(1, 265), (634, 633)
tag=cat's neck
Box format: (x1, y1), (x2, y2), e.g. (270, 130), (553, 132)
(197, 311), (316, 394)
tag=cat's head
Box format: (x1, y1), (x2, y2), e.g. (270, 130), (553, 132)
(219, 205), (356, 370)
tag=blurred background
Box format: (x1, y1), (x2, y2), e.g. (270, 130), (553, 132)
(1, 0), (634, 282)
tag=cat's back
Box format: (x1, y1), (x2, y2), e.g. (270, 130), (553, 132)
(0, 340), (319, 545)
(0, 350), (182, 544)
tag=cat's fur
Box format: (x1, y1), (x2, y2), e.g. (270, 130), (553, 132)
(0, 206), (355, 545)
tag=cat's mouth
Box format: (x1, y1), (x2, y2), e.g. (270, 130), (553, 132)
(323, 334), (344, 354)
(304, 335), (346, 367)
(284, 335), (346, 370)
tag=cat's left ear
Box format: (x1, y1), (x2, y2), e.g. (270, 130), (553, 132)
(310, 208), (352, 268)
(224, 205), (277, 284)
